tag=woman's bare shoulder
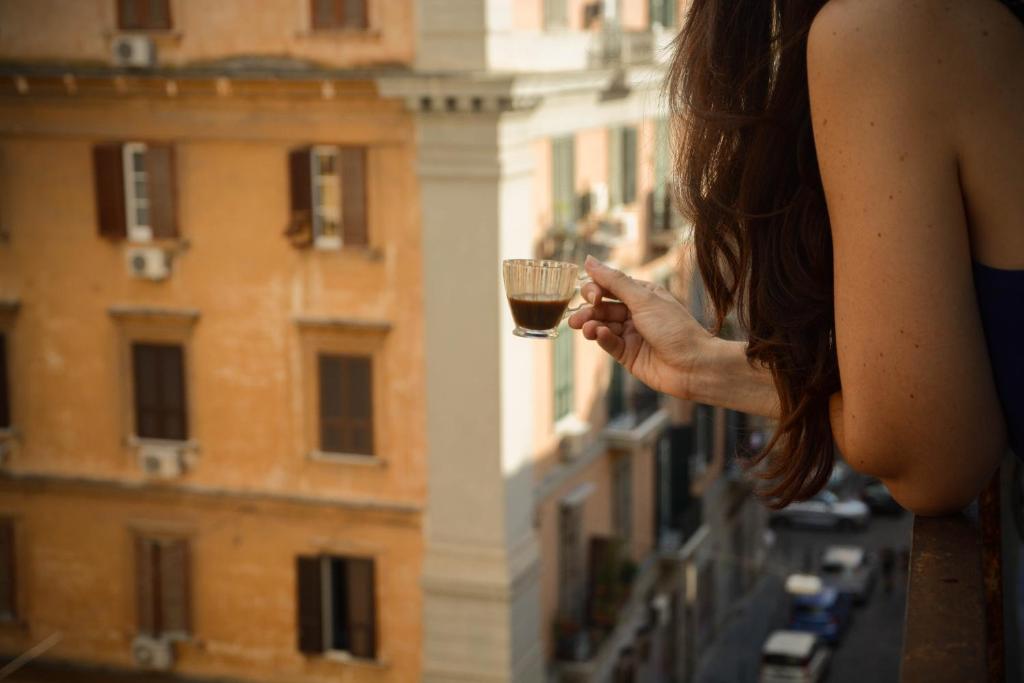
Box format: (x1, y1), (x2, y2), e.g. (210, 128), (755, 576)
(809, 0), (1021, 88)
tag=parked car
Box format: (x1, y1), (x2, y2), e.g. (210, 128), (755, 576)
(826, 460), (853, 493)
(860, 479), (905, 515)
(770, 490), (870, 531)
(820, 545), (877, 604)
(785, 574), (853, 645)
(760, 630), (830, 683)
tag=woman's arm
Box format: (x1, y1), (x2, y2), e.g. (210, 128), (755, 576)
(571, 259), (782, 418)
(808, 0), (1007, 514)
(689, 338), (781, 419)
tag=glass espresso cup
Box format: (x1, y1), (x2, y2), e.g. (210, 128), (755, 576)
(502, 259), (588, 339)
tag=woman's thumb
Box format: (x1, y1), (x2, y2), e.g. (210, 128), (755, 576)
(584, 256), (648, 307)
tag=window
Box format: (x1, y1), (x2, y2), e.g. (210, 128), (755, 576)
(551, 136), (576, 230)
(318, 354), (373, 455)
(118, 0), (172, 31)
(0, 333), (9, 429)
(135, 534), (190, 637)
(288, 146), (368, 249)
(311, 0), (368, 30)
(651, 118), (671, 231)
(553, 328), (574, 422)
(132, 342), (187, 441)
(613, 454), (633, 541)
(608, 360), (626, 420)
(558, 503), (585, 618)
(296, 555), (377, 659)
(609, 126), (638, 207)
(122, 143), (150, 242)
(649, 0), (677, 28)
(93, 142), (177, 242)
(0, 519), (15, 620)
(544, 0), (568, 30)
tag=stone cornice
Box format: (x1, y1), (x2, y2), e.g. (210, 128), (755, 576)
(377, 64), (666, 114)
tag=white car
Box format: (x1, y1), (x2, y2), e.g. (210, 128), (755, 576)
(770, 490), (870, 531)
(821, 545), (877, 604)
(760, 630), (830, 683)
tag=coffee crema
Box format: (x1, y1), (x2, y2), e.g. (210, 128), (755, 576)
(507, 294), (572, 331)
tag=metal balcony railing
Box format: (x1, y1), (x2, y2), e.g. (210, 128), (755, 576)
(900, 464), (1020, 682)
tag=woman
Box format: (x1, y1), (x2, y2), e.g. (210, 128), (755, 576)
(569, 0), (1024, 515)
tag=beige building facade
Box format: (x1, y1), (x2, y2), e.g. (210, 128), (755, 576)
(0, 1), (766, 682)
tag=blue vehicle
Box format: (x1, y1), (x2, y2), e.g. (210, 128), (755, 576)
(785, 575), (853, 645)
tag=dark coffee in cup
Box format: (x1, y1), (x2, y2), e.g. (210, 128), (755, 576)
(507, 294), (572, 331)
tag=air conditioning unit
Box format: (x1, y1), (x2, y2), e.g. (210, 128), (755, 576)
(138, 443), (185, 479)
(126, 247), (170, 281)
(112, 36), (156, 68)
(131, 634), (174, 671)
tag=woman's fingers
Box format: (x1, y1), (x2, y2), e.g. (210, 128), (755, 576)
(581, 281), (606, 305)
(567, 301), (630, 329)
(595, 326), (626, 360)
(584, 256), (652, 308)
(581, 320), (624, 339)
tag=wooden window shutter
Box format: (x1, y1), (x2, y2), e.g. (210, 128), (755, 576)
(93, 143), (127, 240)
(160, 538), (190, 634)
(319, 355), (373, 455)
(133, 344), (160, 439)
(287, 147), (314, 247)
(339, 147), (368, 247)
(318, 355), (344, 452)
(296, 556), (325, 654)
(345, 558), (376, 659)
(146, 145), (178, 239)
(0, 520), (15, 618)
(159, 345), (187, 441)
(0, 334), (9, 429)
(135, 536), (157, 635)
(345, 356), (373, 455)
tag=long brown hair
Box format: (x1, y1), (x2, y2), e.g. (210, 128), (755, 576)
(668, 0), (838, 506)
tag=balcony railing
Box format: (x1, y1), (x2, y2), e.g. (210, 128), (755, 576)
(900, 464), (1018, 682)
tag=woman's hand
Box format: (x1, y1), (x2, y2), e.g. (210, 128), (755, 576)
(568, 256), (715, 401)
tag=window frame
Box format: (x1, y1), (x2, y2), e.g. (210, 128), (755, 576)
(110, 306), (198, 449)
(317, 352), (374, 457)
(551, 136), (577, 231)
(609, 126), (638, 208)
(133, 532), (191, 640)
(296, 553), (379, 660)
(122, 142), (152, 243)
(298, 318), (389, 465)
(557, 502), (585, 618)
(117, 0), (173, 32)
(311, 145), (343, 250)
(553, 325), (575, 423)
(131, 341), (188, 442)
